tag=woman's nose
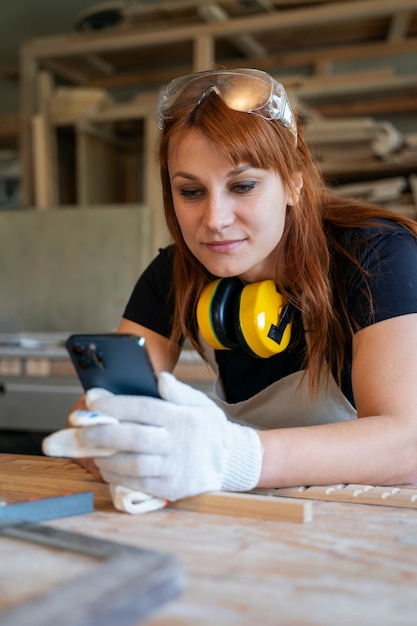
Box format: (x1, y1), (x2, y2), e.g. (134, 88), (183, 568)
(203, 194), (234, 231)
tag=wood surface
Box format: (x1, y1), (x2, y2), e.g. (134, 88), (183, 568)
(0, 455), (311, 523)
(0, 455), (113, 509)
(0, 522), (183, 626)
(1, 454), (417, 625)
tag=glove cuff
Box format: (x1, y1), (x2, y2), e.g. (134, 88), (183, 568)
(221, 423), (264, 492)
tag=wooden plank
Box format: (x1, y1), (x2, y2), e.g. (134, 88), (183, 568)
(193, 33), (215, 72)
(256, 483), (417, 510)
(0, 458), (112, 509)
(31, 114), (50, 209)
(296, 71), (417, 102)
(304, 117), (380, 143)
(37, 70), (59, 206)
(333, 177), (407, 203)
(262, 37), (417, 74)
(313, 94), (417, 117)
(387, 10), (412, 41)
(169, 491), (313, 523)
(319, 150), (417, 177)
(197, 3), (266, 58)
(50, 87), (114, 118)
(0, 358), (21, 376)
(49, 360), (77, 377)
(25, 358), (51, 376)
(19, 47), (38, 207)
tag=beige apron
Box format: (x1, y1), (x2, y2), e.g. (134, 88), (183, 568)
(203, 344), (357, 430)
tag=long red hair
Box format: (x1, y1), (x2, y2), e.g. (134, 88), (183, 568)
(159, 91), (417, 394)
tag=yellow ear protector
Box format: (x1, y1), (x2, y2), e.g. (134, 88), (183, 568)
(196, 278), (294, 358)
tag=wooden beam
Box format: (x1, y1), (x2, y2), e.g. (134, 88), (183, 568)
(315, 94), (417, 117)
(387, 10), (412, 42)
(294, 71), (417, 102)
(197, 3), (266, 58)
(57, 38), (417, 92)
(169, 491), (313, 523)
(50, 94), (157, 126)
(254, 38), (417, 72)
(40, 59), (93, 85)
(37, 70), (59, 206)
(31, 114), (51, 209)
(333, 177), (407, 203)
(22, 0), (417, 60)
(19, 47), (38, 207)
(193, 33), (215, 71)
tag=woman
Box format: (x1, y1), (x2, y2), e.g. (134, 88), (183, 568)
(46, 68), (417, 501)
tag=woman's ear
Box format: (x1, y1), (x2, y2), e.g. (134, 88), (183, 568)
(288, 172), (304, 206)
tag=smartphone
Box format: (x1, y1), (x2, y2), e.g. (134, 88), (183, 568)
(66, 333), (160, 398)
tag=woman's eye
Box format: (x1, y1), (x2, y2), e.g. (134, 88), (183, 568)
(232, 181), (257, 193)
(180, 188), (204, 199)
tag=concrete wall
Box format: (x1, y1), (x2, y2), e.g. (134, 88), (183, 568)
(0, 206), (152, 332)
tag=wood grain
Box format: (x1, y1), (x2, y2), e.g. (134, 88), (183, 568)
(2, 454), (417, 626)
(0, 455), (311, 522)
(0, 455), (112, 509)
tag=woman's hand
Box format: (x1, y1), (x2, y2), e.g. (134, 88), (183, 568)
(45, 373), (264, 502)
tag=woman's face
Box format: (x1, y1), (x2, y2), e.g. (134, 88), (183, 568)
(168, 128), (299, 284)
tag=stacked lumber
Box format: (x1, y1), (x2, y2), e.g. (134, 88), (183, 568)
(332, 175), (417, 219)
(303, 117), (417, 218)
(50, 87), (114, 119)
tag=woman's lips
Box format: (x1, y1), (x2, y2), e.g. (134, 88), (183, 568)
(203, 239), (245, 253)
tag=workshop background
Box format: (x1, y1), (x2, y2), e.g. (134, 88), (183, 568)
(0, 0), (417, 452)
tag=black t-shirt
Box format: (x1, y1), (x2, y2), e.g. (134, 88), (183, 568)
(124, 221), (417, 407)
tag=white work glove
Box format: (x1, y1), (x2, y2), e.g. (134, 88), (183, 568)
(42, 408), (166, 514)
(64, 372), (263, 502)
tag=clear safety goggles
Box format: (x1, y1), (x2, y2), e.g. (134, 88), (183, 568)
(157, 68), (297, 143)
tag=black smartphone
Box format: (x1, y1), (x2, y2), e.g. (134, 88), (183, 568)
(66, 333), (160, 398)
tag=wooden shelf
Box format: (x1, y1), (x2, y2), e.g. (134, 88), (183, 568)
(16, 0), (417, 255)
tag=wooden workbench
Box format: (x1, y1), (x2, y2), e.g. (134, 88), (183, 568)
(1, 453), (417, 625)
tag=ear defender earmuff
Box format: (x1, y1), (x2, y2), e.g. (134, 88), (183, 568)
(196, 278), (294, 358)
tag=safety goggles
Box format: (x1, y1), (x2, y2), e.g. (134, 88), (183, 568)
(157, 68), (297, 143)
